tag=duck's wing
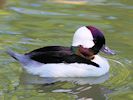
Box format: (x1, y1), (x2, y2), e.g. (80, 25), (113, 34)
(25, 46), (72, 64)
(25, 46), (70, 54)
(25, 50), (99, 67)
(64, 54), (99, 67)
(25, 50), (72, 64)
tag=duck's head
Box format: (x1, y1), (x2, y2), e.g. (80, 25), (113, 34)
(72, 26), (115, 58)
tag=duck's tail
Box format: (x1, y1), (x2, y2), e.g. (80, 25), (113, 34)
(6, 49), (31, 66)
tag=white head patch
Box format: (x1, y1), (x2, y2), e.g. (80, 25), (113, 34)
(72, 26), (94, 48)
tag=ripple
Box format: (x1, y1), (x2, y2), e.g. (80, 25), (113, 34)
(104, 58), (130, 89)
(52, 0), (87, 5)
(97, 2), (133, 9)
(52, 89), (72, 93)
(0, 30), (21, 35)
(25, 3), (41, 7)
(18, 37), (44, 45)
(106, 16), (117, 20)
(20, 73), (109, 85)
(10, 7), (69, 16)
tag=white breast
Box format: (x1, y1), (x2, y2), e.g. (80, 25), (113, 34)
(23, 55), (110, 77)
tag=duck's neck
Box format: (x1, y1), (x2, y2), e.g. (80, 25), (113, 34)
(71, 46), (79, 54)
(71, 46), (94, 60)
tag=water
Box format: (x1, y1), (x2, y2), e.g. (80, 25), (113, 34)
(0, 0), (132, 100)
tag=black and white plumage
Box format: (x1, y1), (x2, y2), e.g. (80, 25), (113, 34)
(7, 26), (115, 77)
(25, 46), (99, 67)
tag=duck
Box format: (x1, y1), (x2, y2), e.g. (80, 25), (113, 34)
(7, 26), (115, 77)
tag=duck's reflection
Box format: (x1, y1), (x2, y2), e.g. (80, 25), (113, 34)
(20, 73), (110, 100)
(20, 72), (109, 85)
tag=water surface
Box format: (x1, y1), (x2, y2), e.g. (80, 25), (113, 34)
(0, 0), (132, 100)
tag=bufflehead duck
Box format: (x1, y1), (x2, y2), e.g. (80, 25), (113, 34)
(7, 26), (115, 77)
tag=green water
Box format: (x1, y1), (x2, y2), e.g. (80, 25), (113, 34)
(0, 0), (133, 100)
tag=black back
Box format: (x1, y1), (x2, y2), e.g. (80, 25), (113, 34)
(25, 46), (99, 67)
